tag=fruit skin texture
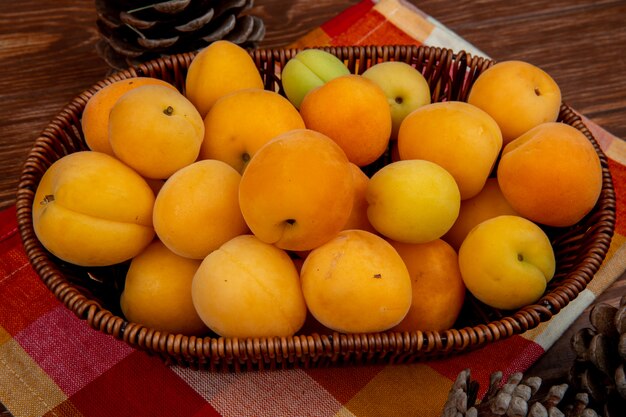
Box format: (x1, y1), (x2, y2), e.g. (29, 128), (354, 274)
(32, 151), (155, 267)
(108, 85), (205, 179)
(81, 77), (177, 156)
(389, 239), (465, 332)
(191, 234), (307, 338)
(443, 178), (519, 251)
(299, 74), (392, 167)
(362, 61), (431, 140)
(497, 122), (603, 227)
(300, 230), (412, 334)
(199, 89), (305, 173)
(281, 48), (350, 109)
(185, 40), (264, 117)
(366, 159), (461, 244)
(458, 215), (556, 311)
(120, 240), (208, 335)
(239, 129), (354, 251)
(398, 101), (503, 200)
(467, 60), (561, 144)
(153, 160), (248, 260)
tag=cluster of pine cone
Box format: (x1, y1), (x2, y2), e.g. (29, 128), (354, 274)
(441, 296), (626, 417)
(95, 0), (265, 70)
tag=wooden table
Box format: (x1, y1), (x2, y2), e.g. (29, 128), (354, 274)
(1, 1), (625, 414)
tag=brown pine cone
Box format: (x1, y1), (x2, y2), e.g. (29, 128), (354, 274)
(95, 0), (265, 70)
(441, 369), (601, 417)
(569, 295), (626, 417)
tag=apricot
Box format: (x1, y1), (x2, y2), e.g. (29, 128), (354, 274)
(153, 159), (248, 260)
(398, 101), (503, 200)
(300, 230), (412, 334)
(389, 239), (465, 332)
(468, 60), (561, 144)
(199, 89), (305, 173)
(366, 160), (461, 244)
(239, 129), (354, 251)
(281, 48), (350, 109)
(342, 163), (376, 233)
(81, 77), (177, 155)
(443, 178), (519, 251)
(497, 122), (603, 227)
(185, 40), (264, 117)
(192, 234), (307, 338)
(362, 61), (431, 140)
(459, 215), (555, 310)
(109, 85), (204, 179)
(299, 74), (392, 167)
(32, 151), (155, 267)
(120, 240), (208, 335)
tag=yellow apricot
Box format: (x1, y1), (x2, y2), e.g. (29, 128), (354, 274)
(300, 230), (412, 333)
(398, 101), (502, 200)
(153, 159), (248, 260)
(185, 40), (264, 117)
(32, 151), (155, 267)
(109, 85), (204, 179)
(81, 77), (177, 155)
(192, 234), (307, 338)
(120, 240), (208, 335)
(199, 89), (305, 173)
(468, 60), (561, 144)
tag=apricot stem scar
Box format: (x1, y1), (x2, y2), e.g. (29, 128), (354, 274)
(373, 273), (382, 279)
(517, 253), (524, 262)
(40, 194), (55, 205)
(242, 152), (250, 163)
(285, 219), (296, 225)
(534, 87), (541, 96)
(395, 96), (403, 104)
(163, 106), (174, 116)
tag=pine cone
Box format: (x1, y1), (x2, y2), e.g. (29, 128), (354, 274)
(441, 369), (601, 417)
(95, 0), (265, 70)
(569, 295), (626, 417)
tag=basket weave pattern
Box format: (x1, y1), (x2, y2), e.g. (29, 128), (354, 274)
(15, 45), (616, 371)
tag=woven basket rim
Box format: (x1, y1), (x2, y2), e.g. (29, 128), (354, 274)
(14, 44), (617, 370)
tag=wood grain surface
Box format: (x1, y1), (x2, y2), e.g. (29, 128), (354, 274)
(1, 1), (625, 414)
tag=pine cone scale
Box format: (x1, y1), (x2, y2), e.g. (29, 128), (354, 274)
(120, 12), (157, 30)
(224, 14), (255, 44)
(568, 295), (626, 416)
(95, 0), (264, 70)
(442, 370), (603, 417)
(153, 0), (192, 13)
(200, 14), (236, 43)
(176, 8), (215, 32)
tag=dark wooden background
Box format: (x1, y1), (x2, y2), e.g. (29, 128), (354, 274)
(1, 1), (625, 415)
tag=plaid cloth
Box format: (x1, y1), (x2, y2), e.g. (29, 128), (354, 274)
(1, 1), (625, 416)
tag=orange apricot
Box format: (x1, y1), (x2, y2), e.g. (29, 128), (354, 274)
(342, 163), (376, 233)
(497, 122), (603, 227)
(389, 239), (465, 332)
(238, 129), (354, 251)
(442, 178), (519, 251)
(299, 75), (392, 167)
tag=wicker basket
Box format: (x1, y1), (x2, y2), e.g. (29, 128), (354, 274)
(15, 45), (616, 371)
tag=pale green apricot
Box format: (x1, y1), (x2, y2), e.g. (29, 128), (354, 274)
(281, 49), (350, 108)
